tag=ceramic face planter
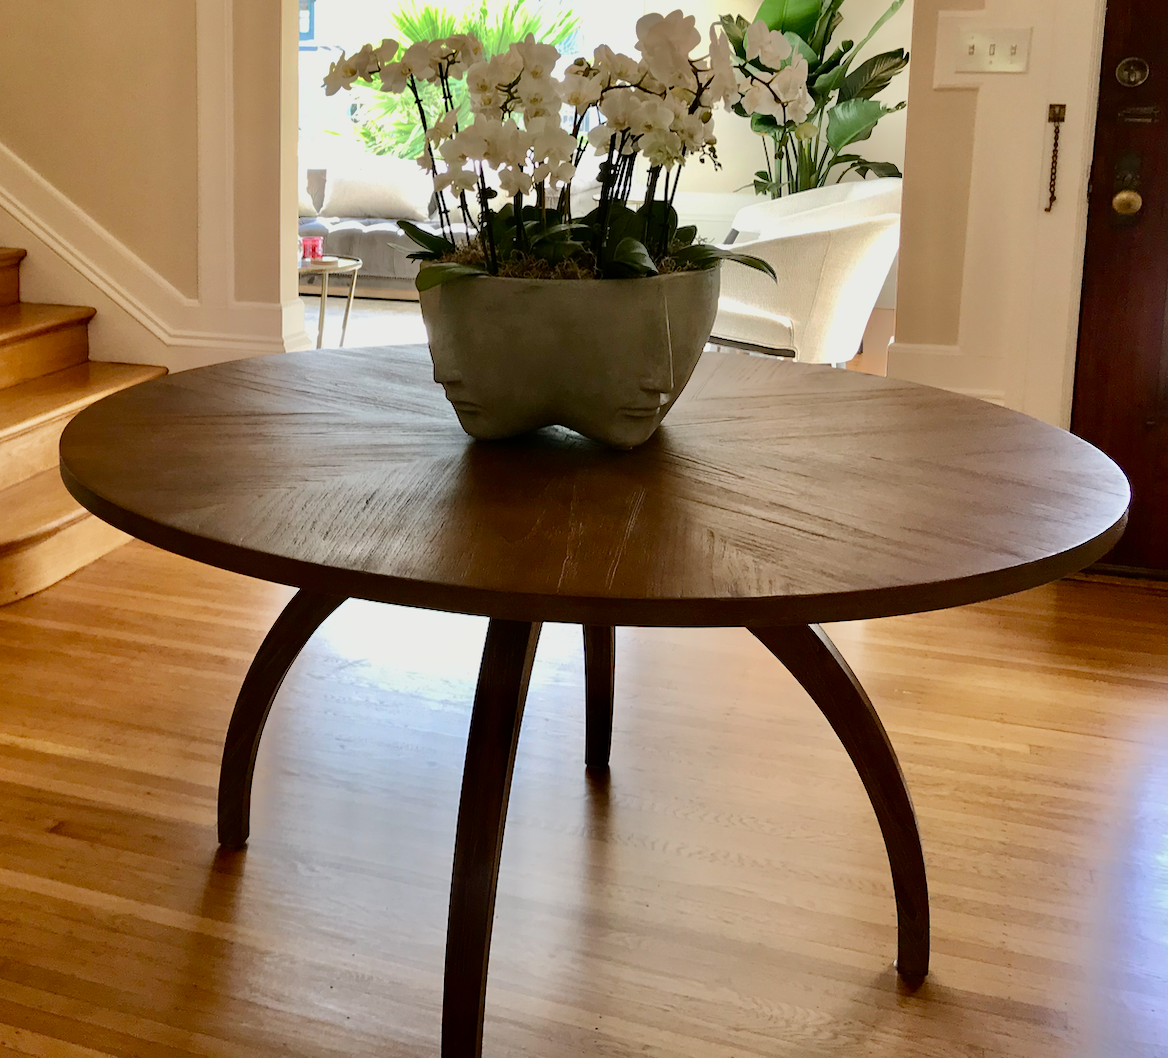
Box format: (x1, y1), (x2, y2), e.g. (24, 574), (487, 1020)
(420, 267), (720, 449)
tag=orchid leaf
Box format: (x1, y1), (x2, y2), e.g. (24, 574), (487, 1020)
(414, 262), (488, 291)
(670, 243), (778, 281)
(674, 224), (699, 248)
(398, 220), (455, 256)
(607, 237), (658, 277)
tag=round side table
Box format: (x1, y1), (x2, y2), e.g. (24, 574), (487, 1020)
(298, 254), (362, 348)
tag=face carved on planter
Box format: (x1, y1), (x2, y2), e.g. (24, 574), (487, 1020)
(422, 271), (719, 449)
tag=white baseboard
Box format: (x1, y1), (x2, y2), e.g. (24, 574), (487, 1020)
(886, 342), (1007, 405)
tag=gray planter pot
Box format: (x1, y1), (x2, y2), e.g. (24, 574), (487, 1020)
(419, 266), (720, 449)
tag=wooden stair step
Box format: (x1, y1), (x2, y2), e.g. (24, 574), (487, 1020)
(0, 361), (166, 493)
(0, 473), (128, 603)
(0, 247), (27, 308)
(0, 468), (89, 551)
(0, 303), (97, 389)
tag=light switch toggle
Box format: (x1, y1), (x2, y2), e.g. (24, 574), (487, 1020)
(956, 27), (1033, 73)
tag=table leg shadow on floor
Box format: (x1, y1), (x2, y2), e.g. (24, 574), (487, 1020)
(214, 591), (929, 1058)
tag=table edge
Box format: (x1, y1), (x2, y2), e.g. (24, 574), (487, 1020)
(59, 460), (1129, 627)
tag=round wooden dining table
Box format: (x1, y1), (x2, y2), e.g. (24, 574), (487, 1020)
(59, 345), (1129, 1058)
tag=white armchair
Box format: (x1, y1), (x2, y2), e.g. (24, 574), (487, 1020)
(711, 178), (902, 366)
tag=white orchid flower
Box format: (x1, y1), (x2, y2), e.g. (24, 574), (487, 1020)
(560, 70), (603, 112)
(435, 166), (479, 194)
(514, 34), (560, 80)
(598, 89), (637, 129)
(548, 160), (577, 189)
(587, 123), (618, 155)
(401, 41), (437, 83)
(744, 20), (792, 70)
(629, 98), (676, 137)
(378, 61), (411, 93)
(772, 55), (809, 101)
(323, 51), (362, 95)
(529, 119), (577, 165)
(640, 127), (684, 168)
(516, 74), (557, 109)
(636, 10), (701, 88)
(740, 78), (784, 119)
(373, 38), (399, 66)
(593, 45), (641, 84)
(498, 166), (533, 197)
(465, 61), (495, 96)
(707, 25), (740, 109)
(784, 85), (814, 123)
(441, 125), (491, 164)
(426, 109), (460, 146)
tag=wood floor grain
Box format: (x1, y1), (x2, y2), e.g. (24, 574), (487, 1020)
(1, 542), (1166, 1057)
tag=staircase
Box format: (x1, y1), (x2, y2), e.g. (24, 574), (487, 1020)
(0, 247), (165, 604)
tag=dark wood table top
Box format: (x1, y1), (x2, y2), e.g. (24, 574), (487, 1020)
(60, 345), (1129, 627)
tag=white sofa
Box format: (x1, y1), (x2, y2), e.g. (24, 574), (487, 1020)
(711, 178), (903, 366)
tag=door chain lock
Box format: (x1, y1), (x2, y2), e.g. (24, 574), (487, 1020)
(1045, 105), (1066, 213)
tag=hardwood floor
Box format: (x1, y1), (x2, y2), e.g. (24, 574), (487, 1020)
(0, 541), (1166, 1057)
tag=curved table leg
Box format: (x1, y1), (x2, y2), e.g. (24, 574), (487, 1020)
(217, 590), (347, 849)
(583, 625), (615, 771)
(443, 619), (542, 1058)
(750, 624), (930, 980)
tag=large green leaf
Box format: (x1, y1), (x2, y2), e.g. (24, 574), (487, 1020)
(840, 0), (906, 76)
(838, 49), (909, 102)
(847, 160), (903, 179)
(809, 0), (846, 57)
(811, 40), (855, 95)
(784, 32), (817, 67)
(826, 98), (903, 152)
(754, 0), (820, 39)
(414, 262), (488, 291)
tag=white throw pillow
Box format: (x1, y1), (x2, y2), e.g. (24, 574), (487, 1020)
(320, 155), (433, 220)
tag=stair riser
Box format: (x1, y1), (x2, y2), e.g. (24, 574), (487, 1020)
(0, 414), (72, 492)
(0, 322), (90, 390)
(0, 262), (18, 307)
(0, 515), (128, 604)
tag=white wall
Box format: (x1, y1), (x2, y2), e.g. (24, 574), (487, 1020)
(889, 0), (1107, 424)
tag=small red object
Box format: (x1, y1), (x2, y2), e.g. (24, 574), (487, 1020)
(301, 236), (324, 260)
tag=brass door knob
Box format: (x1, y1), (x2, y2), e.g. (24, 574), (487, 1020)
(1113, 189), (1144, 215)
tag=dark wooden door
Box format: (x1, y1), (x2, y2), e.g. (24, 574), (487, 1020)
(1073, 0), (1168, 573)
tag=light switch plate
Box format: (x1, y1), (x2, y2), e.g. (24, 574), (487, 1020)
(955, 27), (1033, 74)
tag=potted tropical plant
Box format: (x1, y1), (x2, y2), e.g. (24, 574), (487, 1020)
(719, 0), (909, 196)
(323, 10), (779, 449)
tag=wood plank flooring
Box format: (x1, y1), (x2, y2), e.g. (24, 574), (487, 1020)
(0, 541), (1166, 1057)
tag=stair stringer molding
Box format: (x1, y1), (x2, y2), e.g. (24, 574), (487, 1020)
(0, 0), (311, 373)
